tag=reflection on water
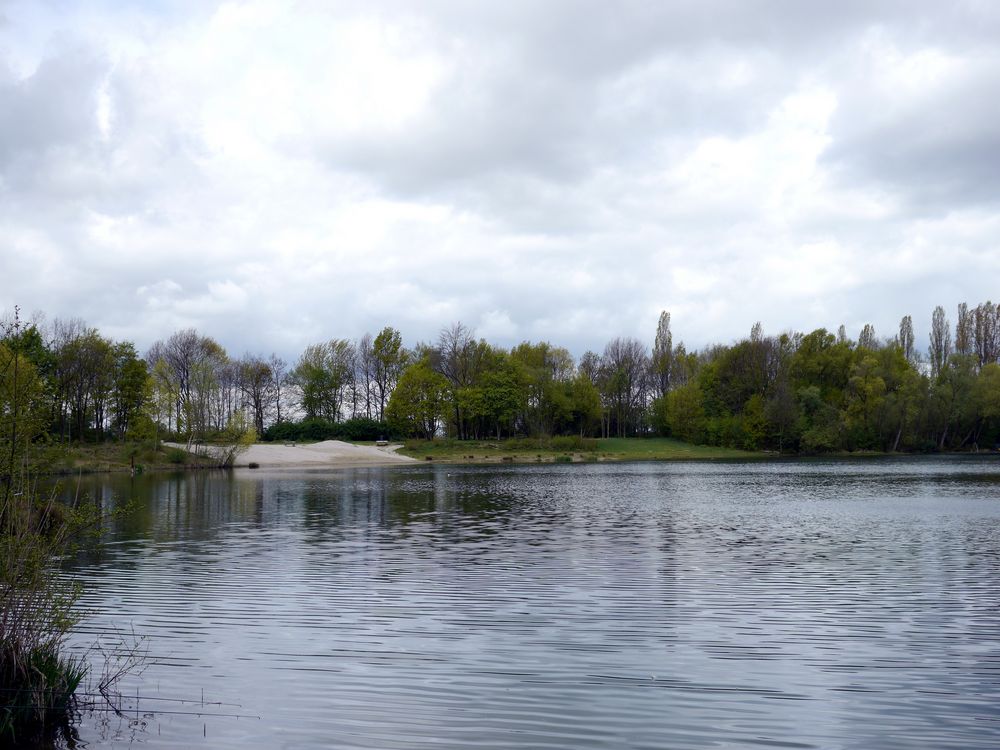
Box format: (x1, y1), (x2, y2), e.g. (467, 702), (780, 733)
(60, 458), (1000, 749)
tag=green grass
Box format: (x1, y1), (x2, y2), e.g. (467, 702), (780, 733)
(40, 441), (218, 475)
(594, 437), (761, 460)
(397, 436), (763, 464)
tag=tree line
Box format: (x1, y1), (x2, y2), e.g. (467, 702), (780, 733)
(2, 302), (1000, 452)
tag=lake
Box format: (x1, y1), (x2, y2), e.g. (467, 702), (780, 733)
(61, 458), (1000, 749)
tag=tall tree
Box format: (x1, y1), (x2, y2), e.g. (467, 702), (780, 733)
(956, 302), (973, 355)
(600, 337), (649, 437)
(269, 354), (288, 424)
(433, 323), (489, 439)
(356, 333), (376, 420)
(385, 359), (449, 440)
(290, 340), (355, 421)
(898, 315), (915, 362)
(237, 354), (276, 437)
(670, 342), (694, 387)
(510, 341), (574, 436)
(109, 342), (149, 440)
(858, 323), (877, 351)
(147, 328), (228, 442)
(651, 311), (673, 398)
(929, 305), (952, 378)
(972, 301), (999, 368)
(372, 326), (407, 422)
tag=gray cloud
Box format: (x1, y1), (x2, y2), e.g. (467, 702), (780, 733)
(0, 49), (103, 169)
(825, 59), (1000, 213)
(2, 0), (999, 363)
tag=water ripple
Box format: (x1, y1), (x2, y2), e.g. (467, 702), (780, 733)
(60, 458), (1000, 749)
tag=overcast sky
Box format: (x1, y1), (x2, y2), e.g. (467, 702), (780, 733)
(2, 0), (998, 361)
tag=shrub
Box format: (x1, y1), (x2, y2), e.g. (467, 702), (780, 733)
(263, 418), (393, 443)
(165, 447), (186, 464)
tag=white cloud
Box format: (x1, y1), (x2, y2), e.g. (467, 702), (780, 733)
(1, 0), (999, 361)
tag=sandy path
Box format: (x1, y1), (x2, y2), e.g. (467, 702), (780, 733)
(166, 440), (418, 469)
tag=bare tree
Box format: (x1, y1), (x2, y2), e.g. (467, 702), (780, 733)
(356, 333), (376, 420)
(269, 354), (288, 424)
(601, 337), (650, 437)
(434, 323), (486, 439)
(237, 354), (276, 436)
(147, 329), (228, 443)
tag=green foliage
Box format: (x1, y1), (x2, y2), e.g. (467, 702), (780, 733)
(207, 409), (257, 467)
(372, 326), (408, 421)
(664, 383), (706, 444)
(975, 363), (1000, 420)
(649, 395), (670, 436)
(741, 394), (768, 450)
(264, 417), (391, 442)
(569, 373), (602, 437)
(790, 329), (856, 403)
(290, 340), (355, 421)
(8, 301), (1000, 459)
(1, 315), (94, 742)
(386, 359), (450, 439)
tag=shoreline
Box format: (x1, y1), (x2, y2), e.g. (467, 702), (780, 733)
(41, 440), (999, 476)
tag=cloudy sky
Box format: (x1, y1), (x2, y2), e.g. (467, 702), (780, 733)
(1, 0), (998, 361)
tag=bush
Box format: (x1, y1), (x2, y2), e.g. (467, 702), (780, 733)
(165, 447), (187, 464)
(263, 418), (393, 443)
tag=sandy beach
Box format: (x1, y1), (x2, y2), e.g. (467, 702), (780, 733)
(166, 440), (418, 469)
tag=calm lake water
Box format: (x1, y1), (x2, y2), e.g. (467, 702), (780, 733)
(60, 458), (1000, 749)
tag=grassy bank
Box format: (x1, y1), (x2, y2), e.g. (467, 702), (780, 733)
(398, 436), (764, 464)
(40, 441), (219, 475)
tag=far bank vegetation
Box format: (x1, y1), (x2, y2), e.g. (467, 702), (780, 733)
(3, 302), (1000, 457)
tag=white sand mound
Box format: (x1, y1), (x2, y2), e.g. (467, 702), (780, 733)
(167, 440), (417, 469)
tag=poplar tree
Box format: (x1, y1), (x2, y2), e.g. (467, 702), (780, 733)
(972, 301), (999, 367)
(898, 315), (915, 362)
(858, 324), (877, 351)
(651, 311), (673, 398)
(928, 306), (952, 377)
(956, 302), (973, 355)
